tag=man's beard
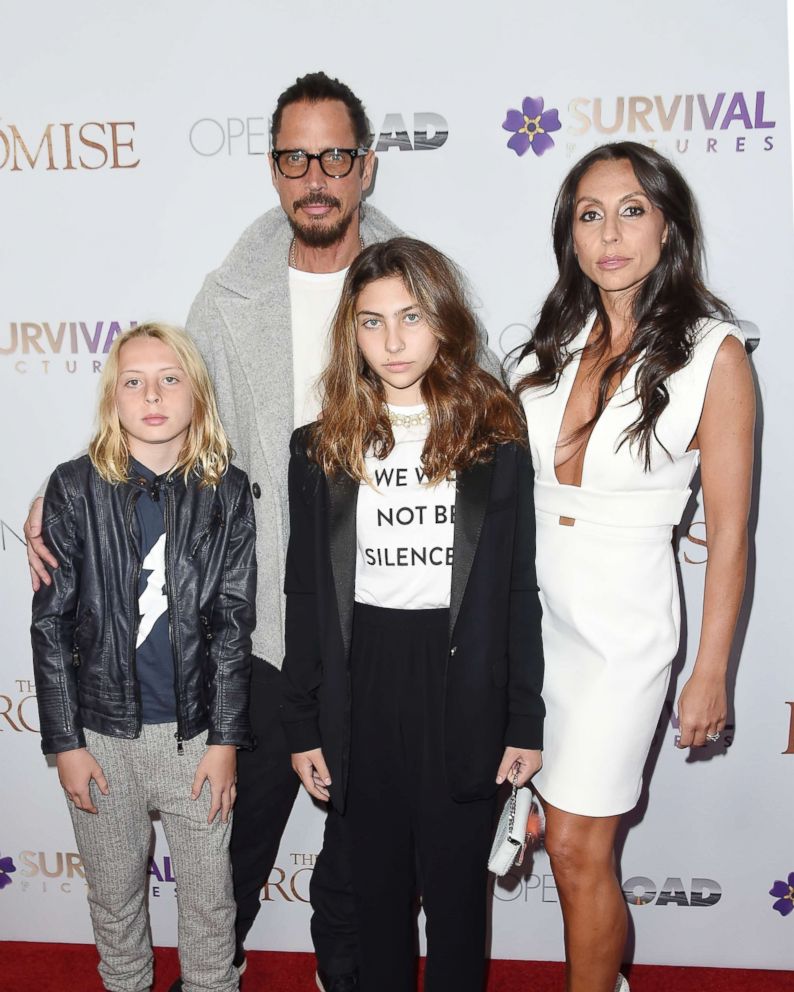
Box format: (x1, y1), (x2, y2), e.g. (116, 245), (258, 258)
(289, 193), (356, 249)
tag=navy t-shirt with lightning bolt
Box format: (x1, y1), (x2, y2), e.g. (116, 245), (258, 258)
(130, 458), (177, 724)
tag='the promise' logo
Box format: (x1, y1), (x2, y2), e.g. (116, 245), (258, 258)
(0, 120), (140, 171)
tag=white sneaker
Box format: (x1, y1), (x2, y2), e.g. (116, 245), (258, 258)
(615, 975), (630, 992)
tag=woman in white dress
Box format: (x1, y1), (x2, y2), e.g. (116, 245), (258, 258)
(514, 142), (755, 992)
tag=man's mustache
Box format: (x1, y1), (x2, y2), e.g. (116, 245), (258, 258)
(293, 193), (342, 212)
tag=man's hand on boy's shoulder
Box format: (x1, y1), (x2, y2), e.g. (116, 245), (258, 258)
(56, 748), (109, 814)
(25, 496), (59, 592)
(191, 744), (237, 825)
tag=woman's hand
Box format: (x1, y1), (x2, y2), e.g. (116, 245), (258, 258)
(676, 672), (727, 748)
(191, 744), (237, 823)
(291, 748), (332, 802)
(56, 748), (109, 814)
(496, 747), (542, 787)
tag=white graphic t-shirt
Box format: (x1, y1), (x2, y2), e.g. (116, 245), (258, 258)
(355, 405), (456, 610)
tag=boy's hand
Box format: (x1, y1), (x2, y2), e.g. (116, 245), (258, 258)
(191, 745), (237, 824)
(24, 497), (59, 592)
(56, 748), (109, 814)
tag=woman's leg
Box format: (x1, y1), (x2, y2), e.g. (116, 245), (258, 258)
(543, 801), (625, 992)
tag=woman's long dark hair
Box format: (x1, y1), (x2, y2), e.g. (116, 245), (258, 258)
(310, 237), (525, 483)
(515, 141), (732, 467)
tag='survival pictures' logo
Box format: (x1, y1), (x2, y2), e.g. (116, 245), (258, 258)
(502, 91), (777, 158)
(770, 872), (794, 917)
(0, 120), (140, 171)
(0, 320), (135, 376)
(502, 97), (562, 157)
(0, 854), (17, 891)
(13, 850), (86, 895)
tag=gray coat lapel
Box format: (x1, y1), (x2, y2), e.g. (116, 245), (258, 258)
(449, 459), (493, 639)
(215, 221), (294, 520)
(327, 472), (359, 659)
(217, 291), (293, 441)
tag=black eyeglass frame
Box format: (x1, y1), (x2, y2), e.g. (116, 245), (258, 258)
(271, 147), (369, 179)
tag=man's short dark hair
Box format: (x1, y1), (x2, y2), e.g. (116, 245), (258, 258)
(271, 71), (371, 149)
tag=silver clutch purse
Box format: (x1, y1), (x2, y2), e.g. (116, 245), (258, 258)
(488, 776), (536, 877)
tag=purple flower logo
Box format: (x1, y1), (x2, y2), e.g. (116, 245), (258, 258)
(770, 872), (794, 916)
(502, 97), (561, 157)
(0, 854), (17, 890)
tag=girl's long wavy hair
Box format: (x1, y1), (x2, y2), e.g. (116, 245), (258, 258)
(514, 141), (732, 468)
(89, 322), (232, 487)
(310, 237), (525, 483)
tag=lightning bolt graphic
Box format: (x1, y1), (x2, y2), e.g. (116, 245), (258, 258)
(136, 532), (168, 648)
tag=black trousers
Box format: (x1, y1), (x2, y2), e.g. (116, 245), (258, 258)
(345, 605), (495, 992)
(231, 658), (357, 975)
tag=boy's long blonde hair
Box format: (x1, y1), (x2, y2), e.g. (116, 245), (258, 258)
(89, 322), (231, 488)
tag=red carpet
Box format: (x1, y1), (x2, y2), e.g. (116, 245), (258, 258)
(1, 943), (791, 991)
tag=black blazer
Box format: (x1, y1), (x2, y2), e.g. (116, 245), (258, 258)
(280, 427), (544, 812)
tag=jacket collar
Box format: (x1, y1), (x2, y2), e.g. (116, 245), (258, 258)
(213, 204), (404, 300)
(326, 457), (494, 657)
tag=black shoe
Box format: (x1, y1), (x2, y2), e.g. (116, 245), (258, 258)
(316, 970), (359, 992)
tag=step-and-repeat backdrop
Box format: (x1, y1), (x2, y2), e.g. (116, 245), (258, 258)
(2, 0), (793, 972)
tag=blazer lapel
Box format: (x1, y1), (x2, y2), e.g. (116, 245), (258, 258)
(449, 459), (493, 639)
(327, 472), (359, 659)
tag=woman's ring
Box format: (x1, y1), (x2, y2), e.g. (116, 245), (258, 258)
(705, 731), (721, 743)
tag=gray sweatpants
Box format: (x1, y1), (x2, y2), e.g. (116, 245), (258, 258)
(69, 725), (238, 992)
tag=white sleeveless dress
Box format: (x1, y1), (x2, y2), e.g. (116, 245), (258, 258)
(515, 314), (743, 816)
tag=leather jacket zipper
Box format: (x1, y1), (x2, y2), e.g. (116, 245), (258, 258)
(164, 484), (185, 755)
(71, 609), (94, 667)
(189, 510), (222, 559)
(125, 490), (144, 731)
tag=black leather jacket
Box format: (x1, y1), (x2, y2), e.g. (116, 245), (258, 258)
(31, 455), (257, 754)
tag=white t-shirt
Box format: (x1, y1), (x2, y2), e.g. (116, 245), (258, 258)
(288, 265), (348, 427)
(355, 405), (456, 610)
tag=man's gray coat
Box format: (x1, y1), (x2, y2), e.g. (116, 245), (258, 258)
(186, 205), (403, 665)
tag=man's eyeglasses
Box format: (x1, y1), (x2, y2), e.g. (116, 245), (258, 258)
(272, 147), (368, 179)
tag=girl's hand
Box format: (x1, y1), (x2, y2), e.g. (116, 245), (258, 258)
(291, 748), (332, 802)
(191, 745), (237, 823)
(676, 672), (727, 748)
(496, 747), (542, 787)
(56, 748), (109, 814)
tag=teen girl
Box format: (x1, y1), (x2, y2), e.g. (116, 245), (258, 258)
(280, 238), (545, 992)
